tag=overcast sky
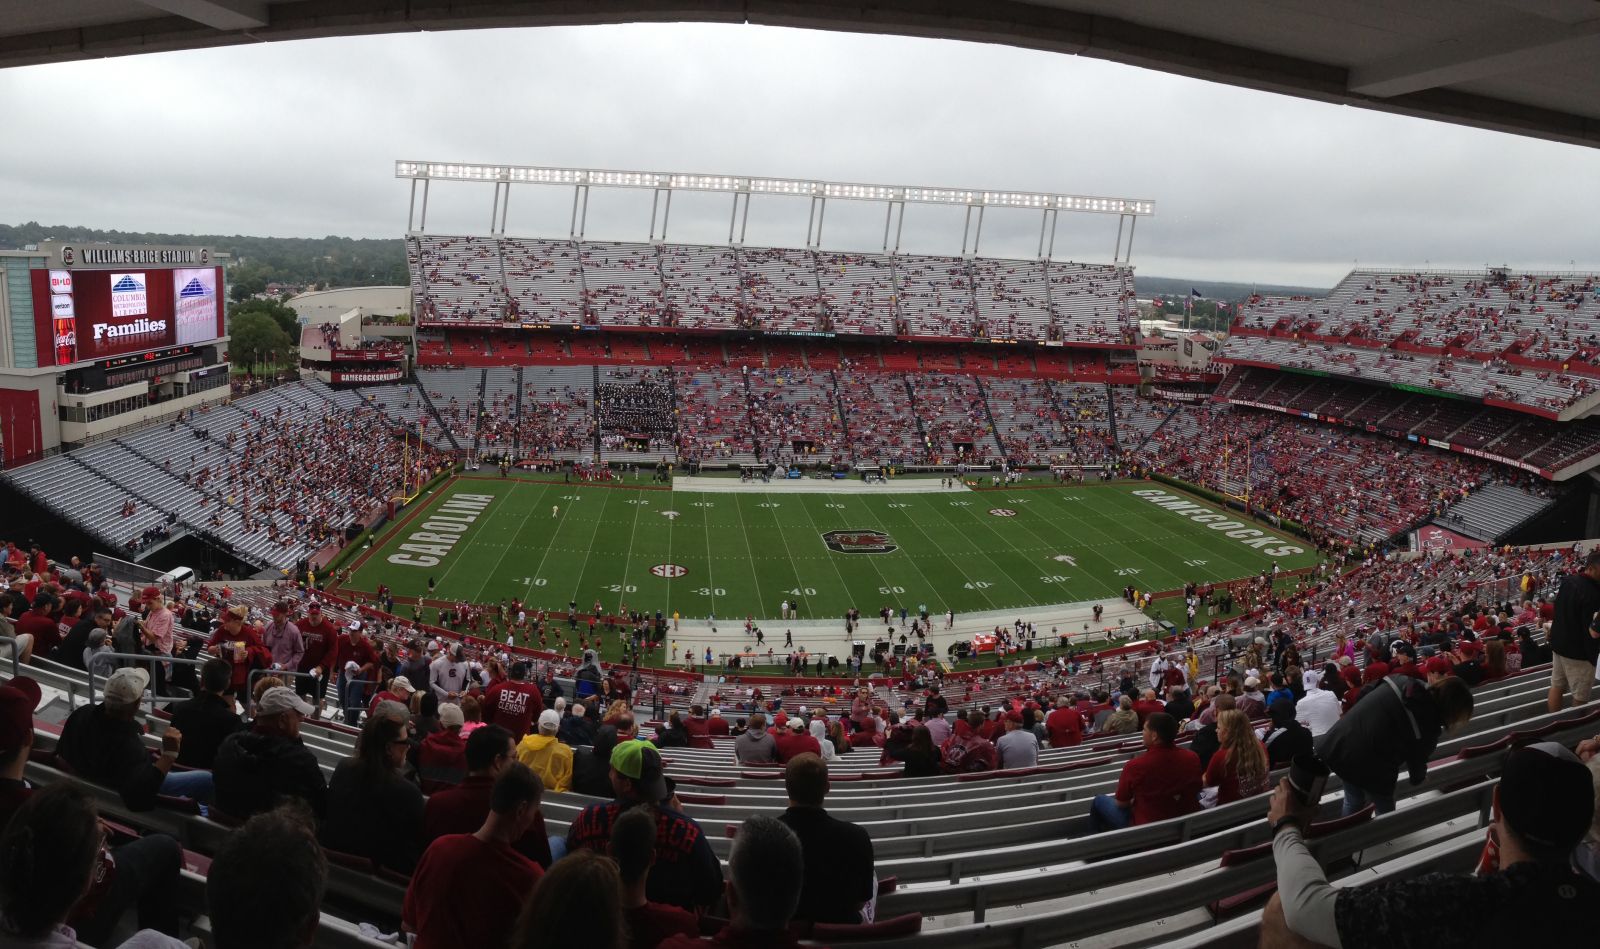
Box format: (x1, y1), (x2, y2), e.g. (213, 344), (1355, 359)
(2, 22), (1598, 287)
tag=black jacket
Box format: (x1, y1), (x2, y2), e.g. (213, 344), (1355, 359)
(1549, 572), (1600, 663)
(571, 726), (619, 797)
(56, 704), (165, 811)
(168, 692), (243, 769)
(1316, 674), (1443, 798)
(1190, 722), (1222, 771)
(49, 617), (100, 670)
(212, 728), (329, 820)
(1262, 720), (1315, 768)
(322, 760), (425, 873)
(558, 713), (597, 748)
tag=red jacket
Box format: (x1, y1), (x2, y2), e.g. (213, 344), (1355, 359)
(707, 716), (729, 736)
(1045, 707), (1084, 747)
(772, 730), (821, 763)
(682, 715), (714, 749)
(416, 730), (468, 792)
(207, 625), (271, 692)
(297, 617), (341, 673)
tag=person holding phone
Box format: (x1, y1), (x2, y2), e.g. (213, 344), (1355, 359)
(1260, 742), (1596, 948)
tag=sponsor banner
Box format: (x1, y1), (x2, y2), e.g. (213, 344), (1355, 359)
(172, 269), (219, 345)
(331, 370), (405, 384)
(1450, 443), (1541, 475)
(110, 273), (148, 318)
(48, 270), (73, 294)
(53, 317), (77, 365)
(51, 294), (75, 318)
(331, 348), (403, 361)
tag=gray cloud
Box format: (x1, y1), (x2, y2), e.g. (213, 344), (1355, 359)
(1, 22), (1596, 287)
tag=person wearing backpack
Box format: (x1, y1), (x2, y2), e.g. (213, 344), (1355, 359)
(940, 710), (997, 774)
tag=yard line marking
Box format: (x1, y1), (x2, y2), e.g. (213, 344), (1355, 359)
(743, 492), (814, 618)
(789, 494), (863, 619)
(869, 496), (999, 612)
(517, 483), (570, 606)
(614, 488), (647, 614)
(918, 497), (1037, 606)
(469, 481), (545, 604)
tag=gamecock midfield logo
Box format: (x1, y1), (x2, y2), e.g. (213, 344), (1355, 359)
(821, 529), (897, 554)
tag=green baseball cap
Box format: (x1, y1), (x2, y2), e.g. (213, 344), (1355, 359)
(609, 739), (669, 803)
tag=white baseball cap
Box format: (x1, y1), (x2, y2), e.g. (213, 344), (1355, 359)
(103, 667), (149, 706)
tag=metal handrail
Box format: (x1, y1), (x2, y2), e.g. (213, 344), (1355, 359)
(87, 651), (211, 711)
(246, 667), (326, 717)
(0, 636), (20, 681)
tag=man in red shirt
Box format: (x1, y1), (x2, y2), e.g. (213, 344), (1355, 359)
(403, 762), (545, 949)
(482, 660), (543, 740)
(13, 593), (61, 662)
(611, 806), (699, 949)
(682, 705), (714, 749)
(707, 708), (729, 736)
(338, 622), (380, 722)
(1045, 695), (1084, 748)
(296, 603), (341, 717)
(773, 716), (822, 763)
(1132, 689), (1167, 726)
(417, 703), (468, 791)
(206, 605), (271, 697)
(423, 724), (552, 867)
(1088, 712), (1201, 831)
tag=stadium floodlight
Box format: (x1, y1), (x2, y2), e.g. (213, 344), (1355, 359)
(396, 160), (1154, 216)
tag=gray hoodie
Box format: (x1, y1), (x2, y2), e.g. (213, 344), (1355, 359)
(734, 726), (777, 764)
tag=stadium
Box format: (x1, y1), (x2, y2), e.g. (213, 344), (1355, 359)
(0, 4), (1597, 949)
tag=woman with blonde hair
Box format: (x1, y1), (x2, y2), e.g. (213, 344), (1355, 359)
(602, 699), (631, 726)
(1203, 708), (1270, 805)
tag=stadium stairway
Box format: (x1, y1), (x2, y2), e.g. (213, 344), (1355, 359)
(830, 369), (853, 445)
(971, 377), (1007, 457)
(471, 367), (487, 458)
(408, 377), (460, 451)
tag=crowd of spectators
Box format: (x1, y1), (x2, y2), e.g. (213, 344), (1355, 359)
(1228, 270), (1600, 413)
(1136, 402), (1504, 546)
(409, 234), (1135, 342)
(5, 532), (1600, 948)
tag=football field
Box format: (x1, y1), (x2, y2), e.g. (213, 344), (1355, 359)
(337, 475), (1318, 622)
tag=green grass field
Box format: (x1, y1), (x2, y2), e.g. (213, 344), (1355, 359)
(337, 476), (1318, 621)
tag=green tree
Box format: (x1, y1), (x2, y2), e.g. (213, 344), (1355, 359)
(229, 312), (293, 368)
(230, 297), (302, 339)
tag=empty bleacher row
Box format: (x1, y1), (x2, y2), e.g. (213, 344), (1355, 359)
(6, 540), (1593, 949)
(1213, 364), (1600, 478)
(1226, 269), (1600, 415)
(409, 234), (1136, 344)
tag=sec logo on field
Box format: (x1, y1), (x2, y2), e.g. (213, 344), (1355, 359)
(989, 508), (1017, 517)
(650, 564), (687, 578)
